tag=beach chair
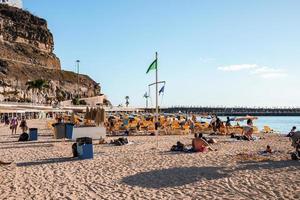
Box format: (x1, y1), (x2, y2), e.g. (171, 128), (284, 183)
(253, 126), (259, 134)
(232, 126), (243, 134)
(183, 124), (191, 135)
(263, 126), (273, 133)
(171, 122), (180, 130)
(47, 120), (56, 130)
(147, 124), (156, 134)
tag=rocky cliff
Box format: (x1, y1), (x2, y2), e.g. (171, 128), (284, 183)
(0, 4), (60, 69)
(0, 4), (102, 104)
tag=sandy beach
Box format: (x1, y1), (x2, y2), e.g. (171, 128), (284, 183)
(0, 119), (299, 200)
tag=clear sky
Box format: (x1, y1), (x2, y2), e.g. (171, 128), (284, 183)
(24, 0), (300, 107)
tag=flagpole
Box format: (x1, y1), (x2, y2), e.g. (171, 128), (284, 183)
(155, 52), (159, 149)
(155, 52), (158, 117)
(146, 95), (148, 109)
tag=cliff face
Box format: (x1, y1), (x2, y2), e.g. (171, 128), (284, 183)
(0, 4), (60, 69)
(0, 4), (102, 104)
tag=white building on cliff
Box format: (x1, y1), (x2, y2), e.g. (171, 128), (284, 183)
(0, 0), (22, 9)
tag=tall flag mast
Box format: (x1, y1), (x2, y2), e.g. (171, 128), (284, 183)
(155, 52), (158, 118)
(146, 52), (159, 118)
(146, 52), (162, 149)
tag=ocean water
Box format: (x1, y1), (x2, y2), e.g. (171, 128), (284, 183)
(199, 116), (300, 134)
(250, 116), (300, 134)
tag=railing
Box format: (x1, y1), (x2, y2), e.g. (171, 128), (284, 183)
(0, 101), (51, 107)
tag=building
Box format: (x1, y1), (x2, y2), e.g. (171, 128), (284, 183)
(0, 0), (22, 9)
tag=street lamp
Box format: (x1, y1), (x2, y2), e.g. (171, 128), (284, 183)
(76, 60), (80, 97)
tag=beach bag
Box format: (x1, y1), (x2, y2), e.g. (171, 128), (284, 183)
(18, 133), (29, 142)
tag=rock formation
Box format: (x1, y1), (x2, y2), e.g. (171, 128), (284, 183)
(0, 4), (60, 69)
(0, 4), (104, 105)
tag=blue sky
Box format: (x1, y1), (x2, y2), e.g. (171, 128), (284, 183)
(24, 0), (300, 107)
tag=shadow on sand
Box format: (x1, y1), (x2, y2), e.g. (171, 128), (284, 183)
(0, 140), (71, 145)
(122, 160), (300, 189)
(17, 157), (79, 167)
(122, 166), (228, 189)
(0, 144), (54, 150)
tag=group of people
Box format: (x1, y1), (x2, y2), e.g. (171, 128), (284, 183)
(209, 115), (254, 139)
(2, 115), (28, 135)
(171, 132), (216, 153)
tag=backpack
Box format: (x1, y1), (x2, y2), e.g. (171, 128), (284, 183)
(18, 133), (29, 142)
(72, 143), (78, 157)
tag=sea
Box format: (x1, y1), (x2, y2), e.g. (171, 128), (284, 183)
(199, 116), (300, 134)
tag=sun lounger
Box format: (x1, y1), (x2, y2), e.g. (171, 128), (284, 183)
(263, 126), (273, 133)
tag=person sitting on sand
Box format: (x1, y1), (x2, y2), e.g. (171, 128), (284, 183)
(192, 137), (214, 152)
(242, 119), (254, 140)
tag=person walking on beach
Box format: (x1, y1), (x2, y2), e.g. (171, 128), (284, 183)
(19, 116), (28, 133)
(10, 117), (18, 135)
(287, 126), (297, 137)
(215, 117), (223, 134)
(210, 115), (217, 131)
(226, 116), (231, 134)
(4, 115), (9, 126)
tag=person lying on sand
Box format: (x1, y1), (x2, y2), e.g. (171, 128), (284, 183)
(110, 137), (129, 146)
(171, 141), (186, 152)
(231, 133), (250, 141)
(195, 133), (217, 144)
(264, 145), (273, 153)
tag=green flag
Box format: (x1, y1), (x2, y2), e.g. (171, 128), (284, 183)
(146, 59), (157, 74)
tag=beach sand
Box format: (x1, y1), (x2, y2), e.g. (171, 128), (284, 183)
(0, 119), (299, 199)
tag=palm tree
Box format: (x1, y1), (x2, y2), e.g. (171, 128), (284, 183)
(125, 96), (129, 107)
(26, 79), (49, 104)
